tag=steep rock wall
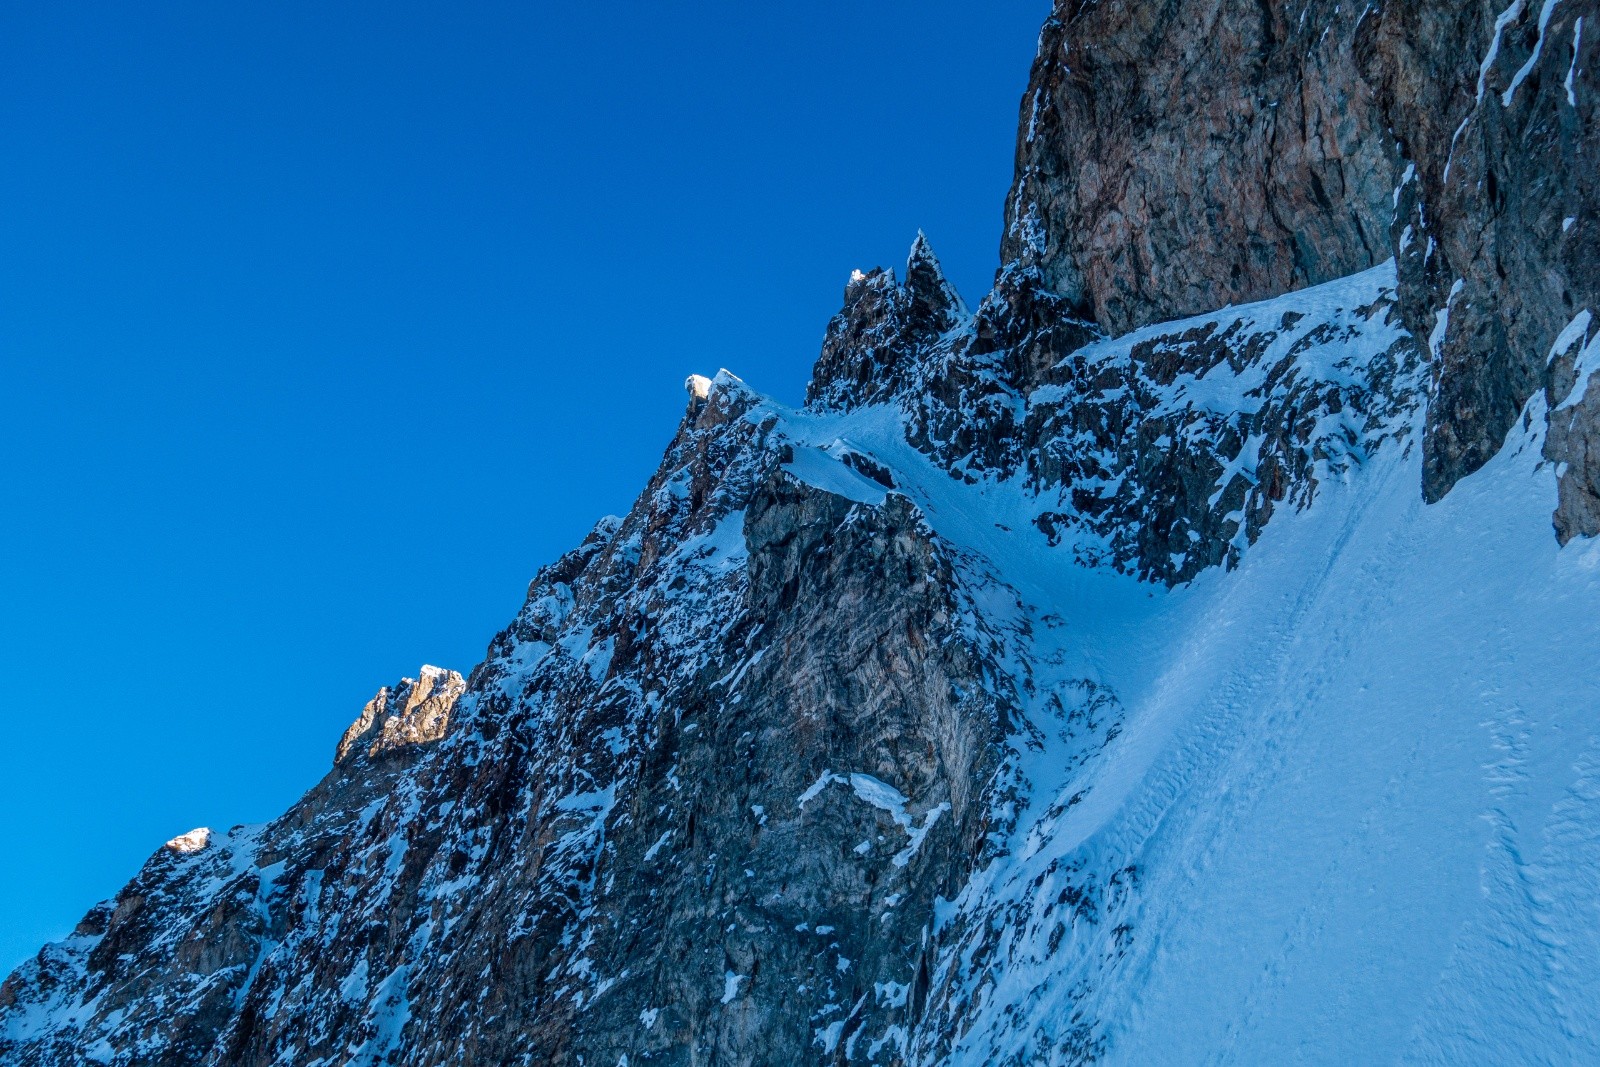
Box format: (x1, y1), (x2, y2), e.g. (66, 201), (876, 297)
(1000, 0), (1395, 337)
(1005, 0), (1599, 530)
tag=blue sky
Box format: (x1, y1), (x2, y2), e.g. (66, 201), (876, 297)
(0, 1), (1047, 969)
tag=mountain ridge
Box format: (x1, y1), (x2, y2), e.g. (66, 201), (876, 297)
(5, 1), (1599, 1063)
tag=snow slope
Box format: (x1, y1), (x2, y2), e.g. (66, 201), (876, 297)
(1075, 404), (1600, 1066)
(762, 274), (1600, 1061)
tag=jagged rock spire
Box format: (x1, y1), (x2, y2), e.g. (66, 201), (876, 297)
(904, 230), (967, 332)
(805, 233), (968, 412)
(334, 666), (465, 766)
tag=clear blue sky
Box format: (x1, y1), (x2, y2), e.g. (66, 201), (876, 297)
(0, 1), (1047, 969)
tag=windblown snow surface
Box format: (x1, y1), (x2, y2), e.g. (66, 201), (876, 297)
(764, 267), (1600, 1062)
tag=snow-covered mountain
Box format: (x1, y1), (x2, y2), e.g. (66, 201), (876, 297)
(5, 1), (1598, 1064)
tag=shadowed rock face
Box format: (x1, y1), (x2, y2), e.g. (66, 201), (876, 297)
(806, 234), (969, 413)
(0, 378), (1024, 1066)
(1380, 1), (1599, 521)
(1001, 0), (1396, 337)
(808, 244), (1421, 587)
(1547, 359), (1600, 539)
(1007, 0), (1600, 529)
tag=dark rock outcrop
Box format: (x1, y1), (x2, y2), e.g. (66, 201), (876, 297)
(1546, 322), (1600, 539)
(811, 240), (1420, 585)
(1382, 1), (1598, 518)
(806, 233), (968, 412)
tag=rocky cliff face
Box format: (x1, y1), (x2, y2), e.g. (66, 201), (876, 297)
(1006, 0), (1599, 531)
(1001, 0), (1396, 336)
(4, 3), (1598, 1065)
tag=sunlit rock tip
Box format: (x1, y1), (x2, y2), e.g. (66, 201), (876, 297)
(163, 827), (211, 855)
(333, 665), (465, 767)
(684, 373), (712, 401)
